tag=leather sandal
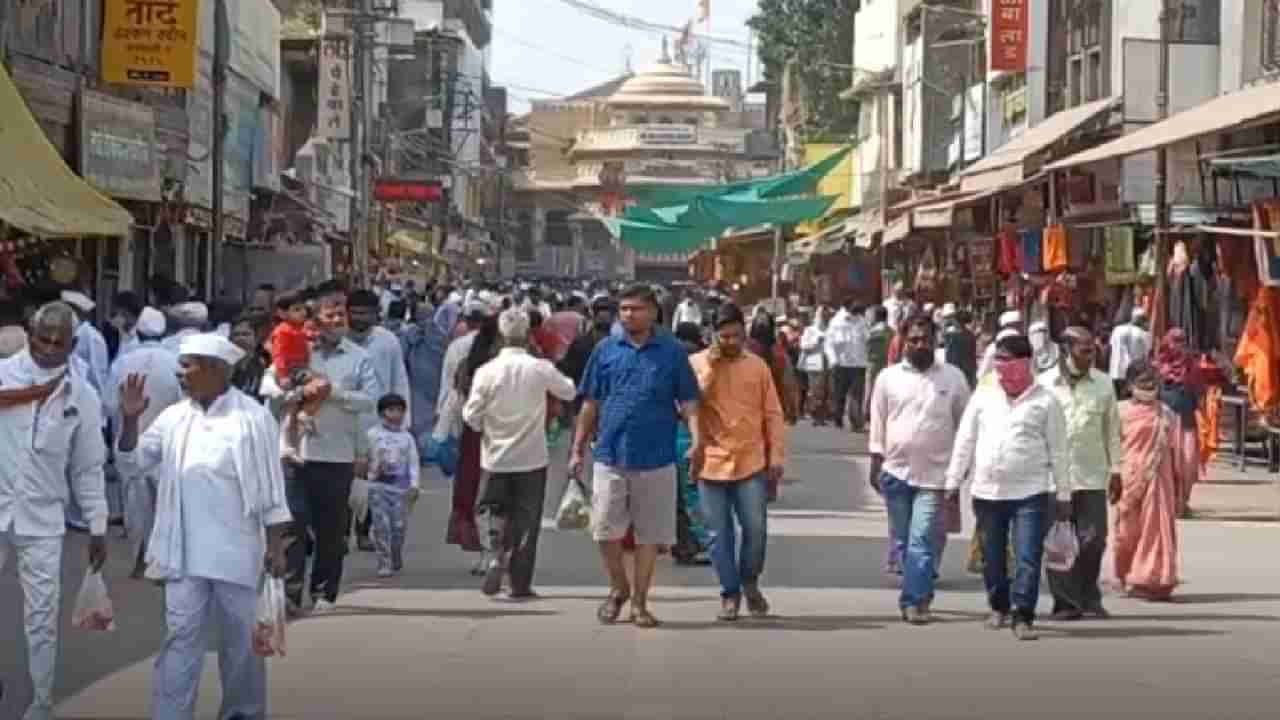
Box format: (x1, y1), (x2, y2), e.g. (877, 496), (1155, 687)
(597, 591), (630, 625)
(717, 597), (741, 622)
(630, 605), (661, 628)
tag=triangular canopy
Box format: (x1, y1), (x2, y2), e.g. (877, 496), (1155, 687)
(623, 146), (854, 206)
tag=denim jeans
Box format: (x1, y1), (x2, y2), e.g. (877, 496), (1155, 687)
(700, 472), (769, 598)
(881, 472), (944, 609)
(973, 493), (1051, 625)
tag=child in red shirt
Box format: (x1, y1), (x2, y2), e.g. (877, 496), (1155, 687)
(270, 292), (330, 462)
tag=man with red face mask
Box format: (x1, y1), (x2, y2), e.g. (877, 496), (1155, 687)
(945, 333), (1069, 641)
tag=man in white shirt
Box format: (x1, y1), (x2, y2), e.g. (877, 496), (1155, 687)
(116, 333), (291, 720)
(946, 333), (1069, 641)
(672, 291), (704, 330)
(1041, 326), (1123, 621)
(0, 301), (108, 720)
(162, 301), (208, 353)
(882, 281), (916, 332)
(463, 307), (576, 599)
(102, 307), (183, 576)
(1109, 308), (1151, 399)
(868, 314), (971, 625)
(62, 290), (110, 395)
(826, 299), (871, 431)
(799, 307), (833, 425)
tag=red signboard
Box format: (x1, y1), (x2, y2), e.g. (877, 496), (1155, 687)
(990, 0), (1029, 73)
(373, 179), (443, 203)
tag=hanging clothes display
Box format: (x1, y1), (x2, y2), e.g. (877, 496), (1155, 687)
(1167, 241), (1213, 353)
(1020, 228), (1043, 274)
(1066, 225), (1093, 270)
(1042, 224), (1068, 272)
(1251, 201), (1280, 286)
(996, 225), (1020, 276)
(1216, 235), (1258, 302)
(1234, 286), (1280, 413)
(1104, 225), (1138, 285)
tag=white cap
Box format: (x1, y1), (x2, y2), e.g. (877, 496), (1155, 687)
(1028, 320), (1049, 334)
(447, 291), (464, 305)
(498, 307), (531, 340)
(941, 303), (958, 318)
(0, 325), (27, 356)
(999, 310), (1023, 328)
(136, 307), (166, 337)
(923, 303), (936, 313)
(170, 301), (209, 324)
(1132, 307), (1147, 320)
(177, 332), (245, 366)
(61, 290), (95, 313)
(996, 328), (1020, 343)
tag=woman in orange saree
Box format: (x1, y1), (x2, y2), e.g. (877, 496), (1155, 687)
(1113, 361), (1181, 601)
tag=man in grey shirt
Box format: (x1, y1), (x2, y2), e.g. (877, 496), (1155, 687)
(263, 286), (379, 613)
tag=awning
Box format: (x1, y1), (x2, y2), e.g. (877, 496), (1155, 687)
(851, 210), (884, 249)
(911, 186), (1006, 229)
(386, 229), (431, 256)
(961, 95), (1121, 193)
(1208, 151), (1280, 177)
(0, 63), (132, 237)
(883, 213), (913, 246)
(1047, 80), (1280, 172)
(787, 220), (851, 265)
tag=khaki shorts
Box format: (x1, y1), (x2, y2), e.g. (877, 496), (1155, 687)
(590, 463), (677, 546)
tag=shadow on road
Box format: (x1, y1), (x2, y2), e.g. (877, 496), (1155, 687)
(1040, 626), (1228, 640)
(1169, 592), (1280, 604)
(656, 615), (890, 632)
(300, 606), (560, 621)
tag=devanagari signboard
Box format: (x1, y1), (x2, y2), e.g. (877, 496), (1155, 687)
(101, 0), (198, 88)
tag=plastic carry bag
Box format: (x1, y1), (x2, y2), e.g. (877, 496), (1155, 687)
(1044, 521), (1080, 573)
(349, 477), (371, 521)
(422, 434), (460, 478)
(555, 478), (591, 530)
(253, 576), (288, 657)
(72, 570), (116, 632)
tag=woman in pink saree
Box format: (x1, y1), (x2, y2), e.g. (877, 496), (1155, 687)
(1113, 361), (1181, 600)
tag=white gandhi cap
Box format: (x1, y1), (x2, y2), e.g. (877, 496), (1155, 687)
(178, 333), (245, 366)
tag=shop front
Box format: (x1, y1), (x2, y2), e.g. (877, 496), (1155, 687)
(0, 63), (132, 311)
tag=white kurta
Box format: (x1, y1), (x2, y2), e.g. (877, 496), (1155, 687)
(355, 326), (411, 427)
(73, 321), (111, 395)
(434, 331), (477, 440)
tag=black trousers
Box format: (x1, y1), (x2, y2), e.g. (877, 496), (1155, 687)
(832, 366), (867, 429)
(286, 462), (354, 604)
(477, 468), (548, 594)
(1047, 490), (1109, 613)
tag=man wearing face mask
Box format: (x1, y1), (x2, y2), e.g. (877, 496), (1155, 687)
(1039, 326), (1122, 621)
(946, 333), (1068, 641)
(108, 291), (145, 361)
(868, 315), (971, 624)
(0, 301), (109, 720)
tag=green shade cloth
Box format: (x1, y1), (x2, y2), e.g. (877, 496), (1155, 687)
(624, 146), (854, 206)
(603, 218), (722, 255)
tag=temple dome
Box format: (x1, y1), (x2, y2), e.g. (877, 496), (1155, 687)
(607, 56), (729, 111)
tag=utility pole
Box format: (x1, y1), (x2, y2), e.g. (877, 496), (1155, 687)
(1153, 0), (1172, 338)
(212, 0), (229, 297)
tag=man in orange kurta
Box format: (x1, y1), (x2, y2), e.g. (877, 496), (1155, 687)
(689, 303), (787, 622)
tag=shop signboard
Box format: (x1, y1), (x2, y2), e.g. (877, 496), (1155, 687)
(253, 104), (282, 192)
(185, 54), (214, 209)
(79, 90), (161, 202)
(318, 31), (353, 140)
(197, 0), (281, 97)
(101, 0), (199, 88)
(990, 0), (1028, 73)
(224, 73), (258, 223)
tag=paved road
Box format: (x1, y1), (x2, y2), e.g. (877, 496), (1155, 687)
(3, 425), (1279, 719)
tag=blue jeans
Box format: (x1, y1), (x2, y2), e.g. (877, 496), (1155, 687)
(882, 472), (944, 609)
(699, 473), (769, 598)
(973, 493), (1051, 625)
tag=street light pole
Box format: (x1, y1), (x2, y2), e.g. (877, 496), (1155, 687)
(212, 0), (229, 299)
(1153, 0), (1172, 338)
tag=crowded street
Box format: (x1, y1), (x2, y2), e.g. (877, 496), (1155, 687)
(2, 426), (1278, 718)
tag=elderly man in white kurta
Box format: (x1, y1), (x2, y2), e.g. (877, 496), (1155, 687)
(102, 307), (183, 576)
(116, 333), (291, 720)
(0, 301), (108, 720)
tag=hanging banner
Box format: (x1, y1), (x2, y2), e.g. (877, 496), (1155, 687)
(990, 0), (1029, 73)
(101, 0), (198, 88)
(319, 14), (352, 140)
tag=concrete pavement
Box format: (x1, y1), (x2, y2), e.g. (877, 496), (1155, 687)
(2, 425), (1279, 719)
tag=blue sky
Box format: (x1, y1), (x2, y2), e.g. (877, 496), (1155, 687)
(490, 0), (761, 111)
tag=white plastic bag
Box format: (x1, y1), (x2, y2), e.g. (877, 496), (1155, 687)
(555, 478), (591, 531)
(72, 570), (115, 632)
(253, 576), (287, 658)
(1044, 521), (1079, 573)
(349, 477), (370, 521)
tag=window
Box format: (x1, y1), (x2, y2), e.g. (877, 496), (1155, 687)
(1087, 49), (1103, 103)
(1070, 57), (1084, 107)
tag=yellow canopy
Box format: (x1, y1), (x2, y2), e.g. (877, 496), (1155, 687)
(0, 63), (133, 237)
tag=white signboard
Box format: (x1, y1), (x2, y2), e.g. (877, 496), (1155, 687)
(638, 125), (697, 145)
(319, 18), (352, 140)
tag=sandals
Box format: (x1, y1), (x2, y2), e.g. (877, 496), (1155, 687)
(597, 591), (631, 625)
(717, 597), (741, 622)
(630, 606), (661, 628)
(743, 587), (770, 618)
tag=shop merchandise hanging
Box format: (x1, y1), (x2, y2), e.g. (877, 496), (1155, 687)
(1020, 228), (1043, 275)
(1042, 224), (1069, 273)
(1104, 225), (1138, 285)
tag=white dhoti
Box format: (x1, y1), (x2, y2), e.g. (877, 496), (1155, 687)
(123, 472), (157, 571)
(153, 576), (267, 720)
(1, 531), (64, 720)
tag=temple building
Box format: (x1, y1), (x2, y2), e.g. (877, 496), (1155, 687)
(507, 43), (767, 281)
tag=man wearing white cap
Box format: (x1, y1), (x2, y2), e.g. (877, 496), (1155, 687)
(883, 281), (916, 333)
(0, 301), (108, 720)
(62, 289), (111, 394)
(103, 307), (183, 575)
(977, 310), (1024, 381)
(1109, 307), (1151, 399)
(116, 332), (291, 720)
(162, 301), (209, 354)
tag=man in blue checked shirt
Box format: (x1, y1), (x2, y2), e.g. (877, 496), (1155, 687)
(570, 284), (701, 629)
